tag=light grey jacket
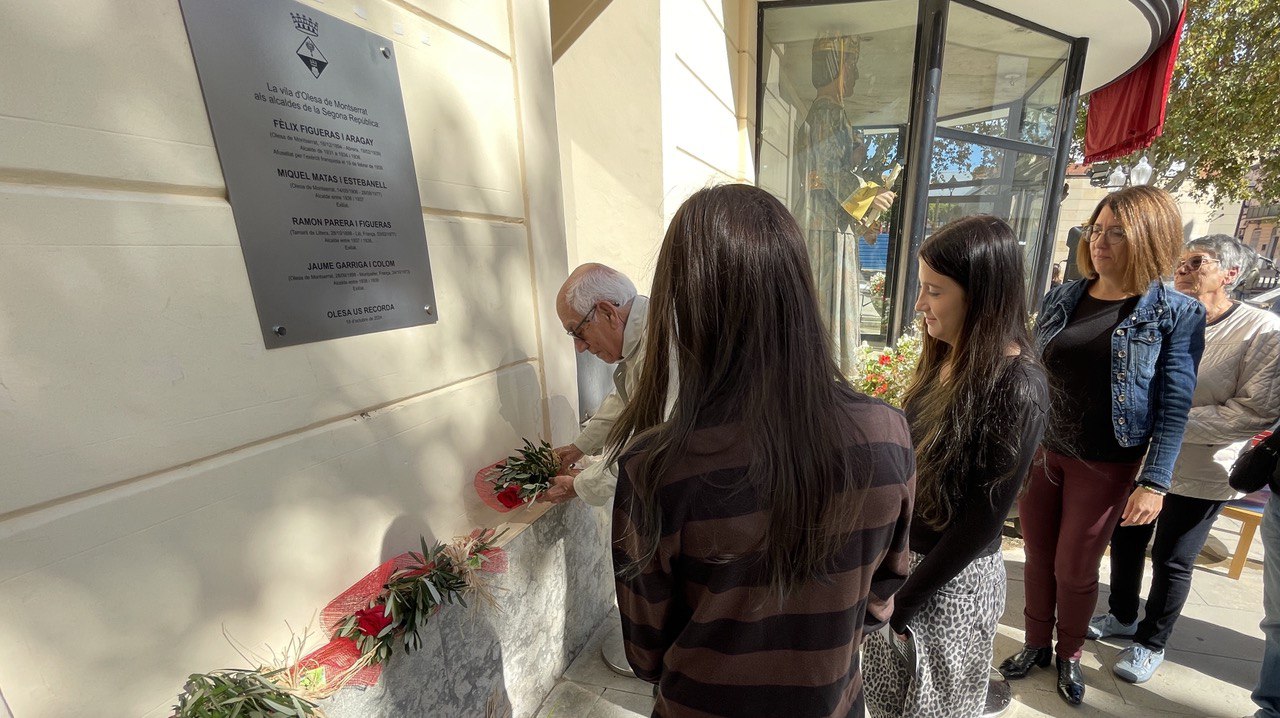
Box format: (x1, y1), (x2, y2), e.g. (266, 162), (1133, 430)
(1172, 302), (1280, 500)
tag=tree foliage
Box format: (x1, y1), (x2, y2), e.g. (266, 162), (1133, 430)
(1074, 0), (1280, 203)
(931, 119), (1003, 185)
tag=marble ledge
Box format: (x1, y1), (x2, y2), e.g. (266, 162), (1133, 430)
(324, 499), (614, 718)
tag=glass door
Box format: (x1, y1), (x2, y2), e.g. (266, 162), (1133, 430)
(928, 2), (1071, 300)
(757, 0), (919, 363)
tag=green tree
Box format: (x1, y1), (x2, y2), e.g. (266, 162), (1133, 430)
(931, 119), (1004, 184)
(1075, 0), (1280, 203)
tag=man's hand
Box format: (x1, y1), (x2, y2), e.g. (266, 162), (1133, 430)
(870, 188), (896, 214)
(537, 474), (579, 504)
(554, 444), (585, 474)
(1120, 487), (1164, 526)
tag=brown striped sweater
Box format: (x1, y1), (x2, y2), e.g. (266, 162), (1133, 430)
(613, 395), (915, 718)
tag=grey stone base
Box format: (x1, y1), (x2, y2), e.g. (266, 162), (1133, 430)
(324, 501), (614, 718)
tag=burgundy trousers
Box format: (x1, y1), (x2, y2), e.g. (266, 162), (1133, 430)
(1019, 447), (1141, 660)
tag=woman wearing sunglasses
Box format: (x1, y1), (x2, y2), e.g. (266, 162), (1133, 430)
(999, 186), (1206, 706)
(1089, 234), (1280, 683)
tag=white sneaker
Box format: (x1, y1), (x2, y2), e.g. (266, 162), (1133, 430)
(1085, 613), (1138, 640)
(1113, 643), (1165, 683)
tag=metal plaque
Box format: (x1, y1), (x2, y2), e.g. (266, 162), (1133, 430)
(179, 0), (437, 348)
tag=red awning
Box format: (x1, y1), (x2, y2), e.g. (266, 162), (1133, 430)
(1083, 3), (1187, 163)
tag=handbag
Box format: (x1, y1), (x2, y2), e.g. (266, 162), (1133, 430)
(1228, 425), (1280, 493)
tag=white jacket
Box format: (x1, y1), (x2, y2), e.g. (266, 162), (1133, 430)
(570, 296), (676, 506)
(1172, 302), (1280, 500)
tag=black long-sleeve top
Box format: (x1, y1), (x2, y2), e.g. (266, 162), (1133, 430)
(1043, 293), (1148, 462)
(889, 359), (1048, 634)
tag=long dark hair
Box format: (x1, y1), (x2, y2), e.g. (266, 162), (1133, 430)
(901, 215), (1042, 530)
(606, 184), (868, 600)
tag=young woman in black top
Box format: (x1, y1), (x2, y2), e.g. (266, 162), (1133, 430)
(865, 216), (1048, 717)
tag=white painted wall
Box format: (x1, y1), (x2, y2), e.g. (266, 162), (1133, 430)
(553, 0), (665, 289)
(554, 0), (756, 292)
(659, 0), (757, 227)
(0, 0), (576, 715)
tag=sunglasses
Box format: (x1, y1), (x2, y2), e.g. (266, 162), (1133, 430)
(1177, 255), (1222, 272)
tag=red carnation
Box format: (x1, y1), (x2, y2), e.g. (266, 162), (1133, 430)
(354, 606), (394, 637)
(878, 354), (892, 365)
(496, 484), (524, 508)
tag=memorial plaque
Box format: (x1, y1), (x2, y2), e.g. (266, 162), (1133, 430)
(180, 0), (437, 348)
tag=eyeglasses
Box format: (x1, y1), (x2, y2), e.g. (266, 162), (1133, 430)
(1177, 255), (1222, 272)
(567, 306), (599, 341)
(1081, 225), (1127, 245)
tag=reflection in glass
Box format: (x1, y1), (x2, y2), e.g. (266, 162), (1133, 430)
(929, 2), (1067, 303)
(935, 4), (1070, 147)
(927, 137), (1052, 283)
(758, 0), (1074, 345)
(759, 0), (917, 359)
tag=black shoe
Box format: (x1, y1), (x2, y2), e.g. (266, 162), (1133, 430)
(1056, 656), (1085, 706)
(998, 645), (1052, 679)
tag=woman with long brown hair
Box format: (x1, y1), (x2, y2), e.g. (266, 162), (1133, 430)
(863, 216), (1048, 717)
(607, 184), (915, 718)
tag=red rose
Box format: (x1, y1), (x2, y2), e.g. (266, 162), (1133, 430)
(354, 606), (394, 637)
(878, 354), (892, 365)
(496, 484), (524, 508)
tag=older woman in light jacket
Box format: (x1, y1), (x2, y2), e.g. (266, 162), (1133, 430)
(1092, 234), (1280, 684)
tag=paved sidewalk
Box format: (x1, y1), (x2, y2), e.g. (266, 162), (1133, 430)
(999, 511), (1267, 717)
(535, 609), (654, 718)
(537, 511), (1268, 717)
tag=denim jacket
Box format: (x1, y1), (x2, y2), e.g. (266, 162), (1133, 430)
(1036, 279), (1206, 490)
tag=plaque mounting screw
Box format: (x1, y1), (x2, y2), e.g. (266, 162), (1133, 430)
(272, 325), (287, 336)
(424, 305), (434, 315)
(380, 47), (391, 59)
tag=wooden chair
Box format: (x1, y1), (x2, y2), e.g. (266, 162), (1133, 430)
(1220, 502), (1265, 580)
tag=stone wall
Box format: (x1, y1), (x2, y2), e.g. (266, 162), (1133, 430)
(325, 501), (614, 718)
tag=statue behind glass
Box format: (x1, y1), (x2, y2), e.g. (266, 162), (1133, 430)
(793, 34), (897, 373)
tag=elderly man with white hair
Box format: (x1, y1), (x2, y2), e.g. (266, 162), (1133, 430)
(1091, 234), (1280, 684)
(539, 262), (651, 506)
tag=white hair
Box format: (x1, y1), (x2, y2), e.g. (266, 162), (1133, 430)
(564, 265), (637, 315)
(1186, 234), (1254, 289)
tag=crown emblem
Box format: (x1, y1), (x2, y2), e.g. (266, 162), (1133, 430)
(291, 12), (319, 37)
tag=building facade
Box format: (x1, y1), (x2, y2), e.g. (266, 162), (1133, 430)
(0, 0), (1195, 715)
(0, 2), (590, 716)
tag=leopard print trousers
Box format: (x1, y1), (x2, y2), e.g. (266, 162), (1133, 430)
(864, 551), (1006, 718)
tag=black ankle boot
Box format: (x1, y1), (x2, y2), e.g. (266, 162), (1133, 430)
(1056, 656), (1085, 706)
(998, 645), (1051, 679)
